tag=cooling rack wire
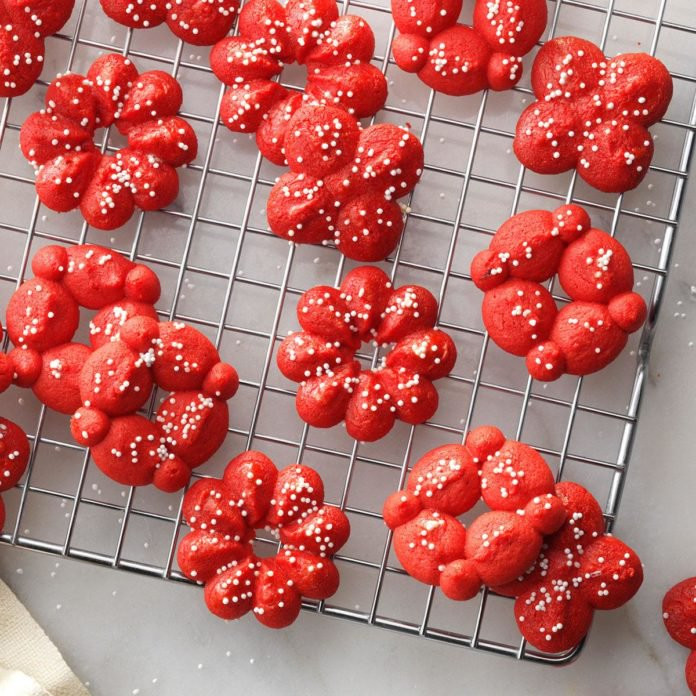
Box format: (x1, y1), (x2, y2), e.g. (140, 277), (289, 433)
(0, 0), (694, 665)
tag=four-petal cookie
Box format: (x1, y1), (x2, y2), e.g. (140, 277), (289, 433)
(514, 36), (673, 192)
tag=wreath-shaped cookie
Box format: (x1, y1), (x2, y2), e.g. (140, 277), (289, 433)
(514, 36), (673, 193)
(177, 451), (350, 628)
(277, 266), (457, 442)
(100, 0), (238, 45)
(383, 426), (567, 600)
(4, 244), (239, 492)
(663, 577), (696, 694)
(390, 0), (548, 96)
(470, 204), (647, 381)
(0, 0), (74, 97)
(0, 417), (31, 531)
(19, 54), (198, 230)
(210, 0), (388, 136)
(496, 481), (643, 653)
(383, 428), (643, 652)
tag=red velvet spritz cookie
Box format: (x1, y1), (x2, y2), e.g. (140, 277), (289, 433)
(390, 0), (547, 96)
(495, 481), (643, 653)
(277, 266), (457, 442)
(663, 577), (696, 695)
(100, 0), (238, 45)
(383, 426), (566, 600)
(177, 451), (350, 628)
(265, 103), (424, 261)
(514, 36), (673, 193)
(0, 417), (31, 531)
(210, 1), (424, 262)
(4, 244), (239, 492)
(20, 54), (198, 230)
(470, 204), (647, 381)
(0, 0), (74, 97)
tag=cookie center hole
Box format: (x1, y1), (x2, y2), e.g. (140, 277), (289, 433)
(352, 340), (391, 372)
(281, 62), (310, 98)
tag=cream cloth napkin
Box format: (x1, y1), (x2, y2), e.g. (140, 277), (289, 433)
(0, 579), (90, 696)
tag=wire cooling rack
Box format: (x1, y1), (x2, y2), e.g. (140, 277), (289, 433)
(0, 0), (694, 666)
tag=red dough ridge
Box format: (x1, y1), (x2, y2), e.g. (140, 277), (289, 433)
(514, 36), (673, 193)
(471, 204), (647, 381)
(0, 0), (75, 97)
(497, 481), (643, 653)
(100, 0), (238, 45)
(277, 266), (457, 442)
(390, 0), (547, 96)
(177, 451), (350, 628)
(20, 54), (198, 230)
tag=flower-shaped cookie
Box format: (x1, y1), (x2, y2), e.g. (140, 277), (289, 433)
(663, 577), (696, 694)
(382, 426), (566, 600)
(0, 0), (74, 97)
(211, 1), (422, 262)
(514, 36), (673, 193)
(177, 451), (351, 628)
(100, 0), (238, 45)
(265, 103), (424, 261)
(210, 0), (387, 137)
(495, 481), (643, 653)
(390, 0), (548, 96)
(277, 266), (457, 442)
(470, 204), (647, 381)
(0, 417), (31, 531)
(4, 244), (239, 492)
(19, 53), (198, 230)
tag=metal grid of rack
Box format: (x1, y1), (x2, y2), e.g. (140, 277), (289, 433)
(0, 0), (694, 665)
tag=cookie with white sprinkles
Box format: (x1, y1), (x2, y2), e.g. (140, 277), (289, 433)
(0, 0), (75, 97)
(265, 103), (425, 261)
(177, 450), (351, 628)
(210, 0), (388, 137)
(276, 265), (457, 442)
(4, 244), (239, 492)
(390, 0), (548, 96)
(514, 36), (673, 193)
(470, 204), (647, 381)
(19, 53), (198, 230)
(100, 0), (238, 45)
(383, 426), (566, 600)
